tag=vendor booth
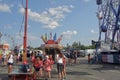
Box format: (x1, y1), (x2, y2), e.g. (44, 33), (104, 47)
(0, 44), (9, 50)
(41, 34), (63, 60)
(0, 44), (10, 55)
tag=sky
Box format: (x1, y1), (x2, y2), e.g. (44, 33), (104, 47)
(0, 0), (99, 48)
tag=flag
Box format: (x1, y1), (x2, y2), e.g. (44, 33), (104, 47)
(45, 33), (47, 41)
(57, 35), (63, 43)
(41, 35), (47, 43)
(50, 32), (52, 40)
(53, 33), (57, 41)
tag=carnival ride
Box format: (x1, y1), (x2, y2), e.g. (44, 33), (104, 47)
(41, 33), (63, 60)
(0, 32), (15, 49)
(95, 0), (120, 64)
(96, 0), (120, 50)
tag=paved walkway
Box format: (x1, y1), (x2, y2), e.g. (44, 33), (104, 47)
(0, 57), (120, 80)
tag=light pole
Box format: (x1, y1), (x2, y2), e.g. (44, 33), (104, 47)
(23, 0), (28, 62)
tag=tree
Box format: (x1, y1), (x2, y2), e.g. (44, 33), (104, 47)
(72, 41), (79, 49)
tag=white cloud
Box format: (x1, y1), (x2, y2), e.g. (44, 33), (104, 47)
(91, 29), (96, 33)
(62, 30), (77, 39)
(0, 4), (11, 12)
(19, 5), (74, 29)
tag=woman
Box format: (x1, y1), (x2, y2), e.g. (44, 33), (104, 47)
(56, 53), (64, 80)
(7, 51), (14, 73)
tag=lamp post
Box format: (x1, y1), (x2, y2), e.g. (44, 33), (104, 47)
(23, 0), (28, 62)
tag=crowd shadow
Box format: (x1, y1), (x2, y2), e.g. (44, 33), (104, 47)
(89, 63), (120, 72)
(66, 71), (90, 76)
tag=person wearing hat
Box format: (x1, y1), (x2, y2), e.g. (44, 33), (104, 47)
(44, 55), (52, 80)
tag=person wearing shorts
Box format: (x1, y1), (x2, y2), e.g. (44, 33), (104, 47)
(7, 51), (14, 73)
(44, 55), (51, 80)
(56, 53), (64, 80)
(33, 56), (43, 79)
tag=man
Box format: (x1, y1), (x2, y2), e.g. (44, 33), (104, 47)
(2, 49), (7, 65)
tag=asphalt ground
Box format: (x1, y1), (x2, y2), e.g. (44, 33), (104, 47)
(0, 57), (120, 80)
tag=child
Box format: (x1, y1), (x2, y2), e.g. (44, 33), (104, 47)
(33, 56), (43, 79)
(49, 55), (54, 70)
(44, 55), (51, 80)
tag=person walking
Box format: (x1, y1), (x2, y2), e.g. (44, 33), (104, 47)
(7, 51), (14, 73)
(88, 54), (91, 63)
(2, 49), (7, 66)
(56, 53), (64, 80)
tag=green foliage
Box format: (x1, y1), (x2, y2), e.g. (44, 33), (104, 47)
(65, 41), (95, 50)
(27, 41), (96, 50)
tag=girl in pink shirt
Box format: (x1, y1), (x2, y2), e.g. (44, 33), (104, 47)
(44, 55), (51, 80)
(33, 56), (43, 79)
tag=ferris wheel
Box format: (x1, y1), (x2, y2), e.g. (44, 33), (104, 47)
(96, 0), (120, 50)
(0, 32), (15, 49)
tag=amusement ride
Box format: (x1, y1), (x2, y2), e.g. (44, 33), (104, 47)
(95, 0), (120, 64)
(96, 0), (120, 50)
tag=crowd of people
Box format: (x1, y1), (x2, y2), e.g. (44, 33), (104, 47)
(0, 49), (92, 80)
(0, 49), (67, 80)
(30, 50), (67, 80)
(0, 49), (14, 73)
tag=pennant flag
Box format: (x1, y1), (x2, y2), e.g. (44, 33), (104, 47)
(50, 32), (52, 40)
(53, 33), (57, 41)
(57, 35), (63, 43)
(41, 35), (47, 43)
(45, 33), (47, 41)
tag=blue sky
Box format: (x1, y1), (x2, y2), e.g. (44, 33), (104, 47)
(0, 0), (99, 48)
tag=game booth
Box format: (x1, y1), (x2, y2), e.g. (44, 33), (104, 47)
(0, 44), (9, 54)
(41, 34), (63, 61)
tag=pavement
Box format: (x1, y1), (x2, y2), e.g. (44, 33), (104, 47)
(0, 57), (120, 80)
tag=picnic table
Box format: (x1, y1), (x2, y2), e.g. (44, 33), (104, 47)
(9, 69), (34, 80)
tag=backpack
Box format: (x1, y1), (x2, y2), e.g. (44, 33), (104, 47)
(20, 64), (30, 73)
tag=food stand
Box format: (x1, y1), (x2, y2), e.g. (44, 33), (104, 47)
(41, 34), (63, 60)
